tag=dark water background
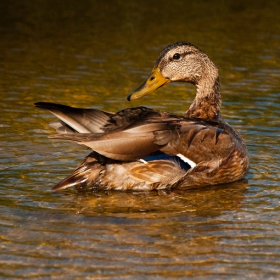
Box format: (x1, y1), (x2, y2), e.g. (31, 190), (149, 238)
(0, 0), (280, 278)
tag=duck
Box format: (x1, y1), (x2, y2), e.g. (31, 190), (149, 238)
(35, 41), (249, 191)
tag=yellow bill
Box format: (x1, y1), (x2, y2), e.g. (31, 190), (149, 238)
(127, 67), (170, 101)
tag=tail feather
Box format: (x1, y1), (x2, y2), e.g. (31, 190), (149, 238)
(35, 102), (112, 134)
(51, 153), (104, 191)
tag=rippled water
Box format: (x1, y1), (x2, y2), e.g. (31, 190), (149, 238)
(1, 0), (280, 279)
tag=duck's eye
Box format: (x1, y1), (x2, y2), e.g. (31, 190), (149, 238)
(173, 53), (181, 60)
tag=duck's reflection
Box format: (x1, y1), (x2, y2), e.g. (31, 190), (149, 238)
(63, 179), (248, 218)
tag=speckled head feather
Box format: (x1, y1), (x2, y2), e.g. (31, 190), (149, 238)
(155, 41), (201, 68)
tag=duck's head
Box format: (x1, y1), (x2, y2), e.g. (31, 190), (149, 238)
(127, 41), (218, 101)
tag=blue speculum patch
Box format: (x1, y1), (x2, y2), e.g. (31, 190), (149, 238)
(144, 152), (191, 171)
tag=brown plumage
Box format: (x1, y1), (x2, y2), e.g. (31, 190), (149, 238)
(35, 42), (249, 191)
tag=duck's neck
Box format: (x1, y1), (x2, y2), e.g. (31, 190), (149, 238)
(185, 75), (221, 120)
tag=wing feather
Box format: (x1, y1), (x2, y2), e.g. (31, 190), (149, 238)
(35, 102), (112, 133)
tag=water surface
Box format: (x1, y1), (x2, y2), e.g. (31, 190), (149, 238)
(0, 0), (280, 279)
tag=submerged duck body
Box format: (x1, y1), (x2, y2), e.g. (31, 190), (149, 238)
(35, 42), (249, 191)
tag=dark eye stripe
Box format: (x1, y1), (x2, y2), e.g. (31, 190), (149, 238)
(172, 51), (194, 61)
(183, 51), (193, 56)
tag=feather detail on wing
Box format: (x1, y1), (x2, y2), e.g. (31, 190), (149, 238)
(48, 123), (173, 161)
(35, 102), (112, 133)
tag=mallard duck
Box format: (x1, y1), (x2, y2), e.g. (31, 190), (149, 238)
(35, 41), (249, 191)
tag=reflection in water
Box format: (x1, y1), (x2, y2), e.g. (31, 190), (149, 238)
(2, 181), (250, 278)
(71, 180), (248, 217)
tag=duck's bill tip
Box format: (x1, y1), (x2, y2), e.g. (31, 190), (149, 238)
(127, 80), (149, 101)
(127, 67), (170, 101)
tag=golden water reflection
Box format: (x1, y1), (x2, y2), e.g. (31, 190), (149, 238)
(71, 180), (248, 217)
